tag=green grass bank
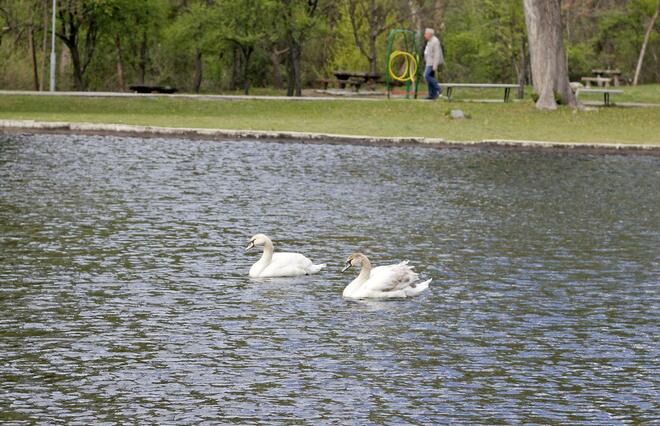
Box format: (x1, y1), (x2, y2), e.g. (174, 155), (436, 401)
(230, 83), (660, 105)
(1, 93), (659, 145)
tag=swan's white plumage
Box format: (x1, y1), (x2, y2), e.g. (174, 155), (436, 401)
(247, 234), (325, 278)
(342, 254), (431, 299)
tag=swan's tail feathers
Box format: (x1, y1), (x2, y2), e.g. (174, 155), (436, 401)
(406, 278), (432, 297)
(307, 263), (326, 274)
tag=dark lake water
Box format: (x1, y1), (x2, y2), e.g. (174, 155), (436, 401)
(1, 133), (658, 424)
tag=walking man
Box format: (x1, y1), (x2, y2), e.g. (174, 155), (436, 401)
(423, 28), (444, 100)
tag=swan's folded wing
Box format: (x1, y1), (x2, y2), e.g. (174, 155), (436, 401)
(271, 252), (312, 265)
(367, 264), (418, 292)
(263, 253), (312, 277)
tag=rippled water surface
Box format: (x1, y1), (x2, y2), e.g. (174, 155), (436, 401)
(1, 133), (659, 424)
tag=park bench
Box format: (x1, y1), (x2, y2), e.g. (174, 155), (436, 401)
(580, 76), (611, 88)
(129, 84), (178, 94)
(576, 88), (623, 106)
(443, 83), (522, 102)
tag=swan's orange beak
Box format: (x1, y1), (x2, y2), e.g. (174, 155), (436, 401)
(245, 241), (254, 252)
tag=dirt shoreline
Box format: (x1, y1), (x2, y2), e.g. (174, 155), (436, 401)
(1, 119), (658, 156)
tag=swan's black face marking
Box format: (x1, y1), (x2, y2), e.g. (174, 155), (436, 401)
(341, 259), (353, 273)
(245, 239), (255, 252)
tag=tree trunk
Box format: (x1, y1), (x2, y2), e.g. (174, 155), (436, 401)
(286, 39), (302, 97)
(408, 0), (422, 35)
(193, 49), (203, 93)
(367, 1), (378, 75)
(269, 48), (287, 89)
(633, 6), (659, 86)
(243, 47), (253, 95)
(231, 47), (242, 90)
(293, 44), (302, 96)
(114, 36), (126, 92)
(565, 1), (571, 44)
(63, 41), (86, 91)
(286, 55), (295, 96)
(138, 30), (147, 84)
(40, 1), (48, 91)
(516, 37), (527, 99)
(433, 0), (445, 30)
(523, 0), (576, 109)
(368, 30), (378, 75)
(28, 17), (40, 91)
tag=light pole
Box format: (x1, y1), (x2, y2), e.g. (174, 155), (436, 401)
(49, 0), (56, 92)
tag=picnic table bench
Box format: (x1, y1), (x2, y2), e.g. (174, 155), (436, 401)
(576, 88), (623, 106)
(334, 71), (380, 86)
(129, 84), (178, 94)
(317, 77), (364, 92)
(581, 76), (612, 88)
(443, 83), (522, 102)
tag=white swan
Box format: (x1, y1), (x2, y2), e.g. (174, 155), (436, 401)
(341, 253), (431, 299)
(246, 234), (326, 278)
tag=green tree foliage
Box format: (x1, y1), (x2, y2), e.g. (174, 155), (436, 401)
(217, 0), (272, 94)
(162, 2), (216, 92)
(0, 0), (51, 89)
(0, 0), (658, 93)
(346, 0), (408, 74)
(592, 0), (660, 83)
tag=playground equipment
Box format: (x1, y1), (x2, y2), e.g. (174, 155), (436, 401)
(388, 51), (417, 83)
(385, 29), (422, 99)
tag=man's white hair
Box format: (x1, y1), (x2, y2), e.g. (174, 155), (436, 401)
(424, 28), (435, 35)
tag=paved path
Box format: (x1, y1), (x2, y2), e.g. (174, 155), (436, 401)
(0, 90), (380, 102)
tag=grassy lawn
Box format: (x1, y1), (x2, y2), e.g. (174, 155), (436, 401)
(0, 93), (658, 145)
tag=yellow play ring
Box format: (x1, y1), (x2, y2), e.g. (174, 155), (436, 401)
(388, 51), (417, 82)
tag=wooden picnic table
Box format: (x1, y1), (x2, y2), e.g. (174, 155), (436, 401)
(317, 71), (381, 92)
(333, 71), (381, 87)
(592, 69), (622, 86)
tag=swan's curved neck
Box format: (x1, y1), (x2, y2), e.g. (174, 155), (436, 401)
(356, 257), (372, 282)
(260, 238), (274, 263)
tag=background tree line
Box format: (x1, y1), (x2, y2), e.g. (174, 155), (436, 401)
(1, 0), (658, 95)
